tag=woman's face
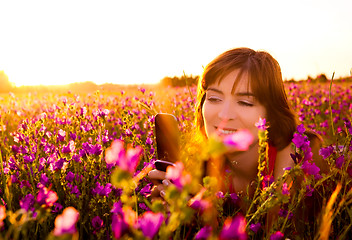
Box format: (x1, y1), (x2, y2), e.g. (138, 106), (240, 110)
(202, 69), (266, 141)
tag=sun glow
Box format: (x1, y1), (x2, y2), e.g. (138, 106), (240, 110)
(1, 0), (351, 87)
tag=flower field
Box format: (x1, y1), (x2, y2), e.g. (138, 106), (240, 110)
(0, 80), (351, 239)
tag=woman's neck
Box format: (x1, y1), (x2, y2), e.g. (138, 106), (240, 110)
(226, 141), (259, 179)
(224, 141), (260, 196)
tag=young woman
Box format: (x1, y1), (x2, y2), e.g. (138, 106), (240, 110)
(149, 47), (327, 204)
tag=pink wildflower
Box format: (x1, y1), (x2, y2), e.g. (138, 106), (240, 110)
(223, 129), (254, 151)
(36, 187), (58, 208)
(105, 140), (143, 174)
(138, 212), (164, 239)
(282, 183), (290, 195)
(255, 117), (267, 130)
(53, 207), (79, 236)
(0, 205), (6, 228)
(57, 129), (66, 142)
(165, 162), (191, 190)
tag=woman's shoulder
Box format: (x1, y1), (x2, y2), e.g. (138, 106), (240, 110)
(305, 130), (329, 174)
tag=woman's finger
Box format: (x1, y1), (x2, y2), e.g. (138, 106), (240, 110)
(162, 179), (171, 187)
(148, 169), (166, 181)
(150, 183), (165, 198)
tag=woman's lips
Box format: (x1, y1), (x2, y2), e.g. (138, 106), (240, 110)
(215, 127), (238, 135)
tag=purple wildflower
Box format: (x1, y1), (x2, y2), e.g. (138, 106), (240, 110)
(70, 132), (77, 141)
(301, 161), (321, 179)
(66, 171), (75, 182)
(292, 133), (307, 149)
(111, 206), (136, 239)
(297, 124), (305, 134)
(306, 184), (314, 197)
(230, 192), (240, 205)
(145, 137), (153, 145)
(216, 191), (225, 199)
(57, 129), (66, 142)
(335, 155), (345, 169)
(10, 175), (19, 184)
(319, 146), (334, 159)
(23, 154), (35, 163)
(72, 154), (81, 163)
(138, 212), (164, 239)
(92, 216), (104, 233)
(90, 143), (102, 156)
(139, 202), (150, 211)
(62, 140), (75, 153)
(111, 213), (129, 239)
(111, 201), (123, 215)
(139, 183), (152, 197)
(52, 202), (63, 214)
(102, 183), (112, 197)
(195, 226), (212, 240)
(70, 185), (81, 198)
(20, 193), (35, 211)
(52, 158), (66, 171)
(270, 231), (284, 240)
(220, 214), (247, 240)
(92, 182), (104, 195)
(8, 157), (19, 171)
(249, 223), (261, 233)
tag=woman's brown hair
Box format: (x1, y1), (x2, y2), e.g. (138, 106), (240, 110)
(195, 47), (297, 150)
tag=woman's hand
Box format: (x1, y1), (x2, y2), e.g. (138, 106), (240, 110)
(148, 169), (172, 199)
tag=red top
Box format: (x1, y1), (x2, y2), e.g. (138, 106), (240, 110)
(265, 144), (277, 176)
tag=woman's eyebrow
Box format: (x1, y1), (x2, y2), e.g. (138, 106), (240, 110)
(207, 88), (223, 94)
(235, 92), (255, 97)
(207, 88), (255, 97)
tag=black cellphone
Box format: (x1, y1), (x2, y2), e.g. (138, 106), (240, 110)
(154, 159), (176, 172)
(154, 113), (180, 171)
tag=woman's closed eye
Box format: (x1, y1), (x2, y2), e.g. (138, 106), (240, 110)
(238, 100), (254, 107)
(207, 96), (222, 103)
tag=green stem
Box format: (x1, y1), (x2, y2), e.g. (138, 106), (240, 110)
(246, 132), (268, 222)
(134, 187), (139, 218)
(329, 72), (335, 137)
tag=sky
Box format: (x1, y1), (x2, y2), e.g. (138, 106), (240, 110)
(0, 0), (351, 86)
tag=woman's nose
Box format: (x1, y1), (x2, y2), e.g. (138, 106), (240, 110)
(218, 101), (236, 120)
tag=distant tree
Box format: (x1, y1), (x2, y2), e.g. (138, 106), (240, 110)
(160, 75), (198, 87)
(316, 74), (328, 83)
(0, 71), (13, 92)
